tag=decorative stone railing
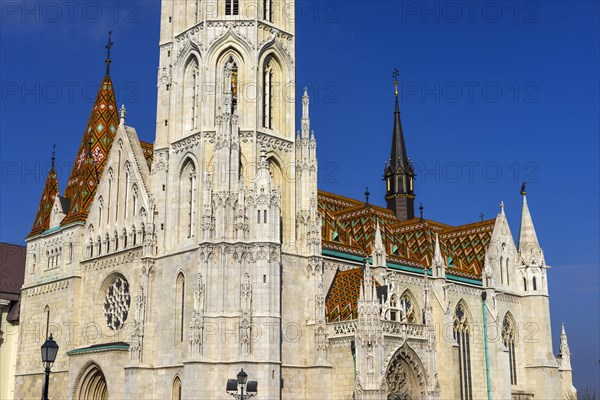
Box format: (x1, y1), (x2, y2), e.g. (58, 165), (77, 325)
(382, 321), (426, 339)
(328, 320), (426, 340)
(330, 321), (357, 336)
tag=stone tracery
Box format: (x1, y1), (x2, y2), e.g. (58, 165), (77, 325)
(103, 276), (131, 330)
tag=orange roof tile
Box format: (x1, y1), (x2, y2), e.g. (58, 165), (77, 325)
(62, 74), (118, 225)
(27, 165), (59, 237)
(317, 190), (495, 280)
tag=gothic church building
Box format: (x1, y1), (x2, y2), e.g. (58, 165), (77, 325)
(15, 0), (575, 399)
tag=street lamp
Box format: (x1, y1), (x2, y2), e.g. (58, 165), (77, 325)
(226, 368), (258, 399)
(41, 334), (59, 400)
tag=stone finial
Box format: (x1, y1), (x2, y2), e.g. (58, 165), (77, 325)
(120, 104), (126, 125)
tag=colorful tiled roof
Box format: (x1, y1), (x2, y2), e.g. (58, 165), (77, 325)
(318, 190), (495, 279)
(27, 165), (59, 237)
(62, 75), (118, 225)
(140, 140), (154, 171)
(325, 267), (379, 322)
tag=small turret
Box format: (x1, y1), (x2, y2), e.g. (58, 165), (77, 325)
(557, 323), (577, 399)
(518, 186), (545, 267)
(371, 220), (387, 283)
(432, 233), (445, 279)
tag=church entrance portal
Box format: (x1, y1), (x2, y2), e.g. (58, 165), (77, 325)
(385, 346), (426, 400)
(74, 363), (108, 400)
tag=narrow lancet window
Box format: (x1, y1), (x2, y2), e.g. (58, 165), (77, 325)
(502, 314), (518, 385)
(454, 302), (472, 400)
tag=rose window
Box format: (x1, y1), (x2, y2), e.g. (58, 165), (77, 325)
(103, 276), (131, 330)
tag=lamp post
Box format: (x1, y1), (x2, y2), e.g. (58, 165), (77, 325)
(40, 334), (59, 400)
(226, 368), (258, 399)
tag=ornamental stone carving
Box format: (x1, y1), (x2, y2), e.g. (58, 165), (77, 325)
(103, 276), (131, 331)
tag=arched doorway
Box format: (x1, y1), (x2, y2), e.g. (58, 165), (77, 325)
(74, 363), (108, 400)
(385, 346), (426, 400)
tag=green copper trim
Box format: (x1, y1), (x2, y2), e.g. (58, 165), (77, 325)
(482, 293), (492, 400)
(387, 262), (430, 275)
(322, 249), (482, 286)
(322, 249), (364, 262)
(446, 275), (483, 286)
(66, 344), (129, 356)
(42, 226), (61, 235)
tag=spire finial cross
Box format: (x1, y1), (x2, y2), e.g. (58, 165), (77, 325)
(105, 30), (114, 75)
(364, 187), (370, 204)
(392, 67), (399, 97)
(479, 212), (484, 222)
(51, 144), (56, 168)
(419, 202), (424, 220)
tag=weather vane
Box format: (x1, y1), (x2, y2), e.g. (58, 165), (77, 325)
(392, 67), (399, 97)
(105, 30), (114, 75)
(520, 181), (527, 196)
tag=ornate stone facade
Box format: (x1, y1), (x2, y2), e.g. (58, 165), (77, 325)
(13, 0), (573, 399)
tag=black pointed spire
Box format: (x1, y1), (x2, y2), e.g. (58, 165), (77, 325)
(384, 68), (415, 221)
(105, 30), (113, 76)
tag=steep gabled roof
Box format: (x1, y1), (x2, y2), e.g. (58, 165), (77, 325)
(27, 164), (59, 237)
(62, 74), (118, 225)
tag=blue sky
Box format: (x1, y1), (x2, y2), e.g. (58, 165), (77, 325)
(1, 0), (598, 392)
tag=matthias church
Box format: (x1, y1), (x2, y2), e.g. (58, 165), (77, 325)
(15, 0), (575, 399)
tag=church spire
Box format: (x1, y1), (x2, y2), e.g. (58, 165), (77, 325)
(518, 185), (545, 266)
(28, 146), (60, 237)
(62, 39), (119, 225)
(384, 68), (415, 221)
(557, 323), (572, 371)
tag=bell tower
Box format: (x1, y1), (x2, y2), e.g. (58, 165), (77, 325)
(152, 0), (298, 248)
(384, 68), (415, 221)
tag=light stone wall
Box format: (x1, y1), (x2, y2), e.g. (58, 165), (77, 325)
(0, 307), (19, 400)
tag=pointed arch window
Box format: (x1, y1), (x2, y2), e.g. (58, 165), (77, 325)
(502, 314), (518, 385)
(44, 305), (50, 339)
(172, 376), (182, 400)
(506, 258), (510, 285)
(184, 58), (199, 131)
(532, 276), (537, 291)
(175, 273), (185, 343)
(263, 63), (273, 129)
(132, 185), (138, 217)
(180, 160), (196, 239)
(124, 170), (130, 219)
(500, 256), (504, 284)
(107, 170), (113, 223)
(98, 196), (104, 225)
(223, 57), (239, 113)
(399, 291), (417, 323)
(263, 0), (272, 21)
(454, 302), (472, 400)
(225, 0), (239, 15)
(523, 277), (527, 291)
